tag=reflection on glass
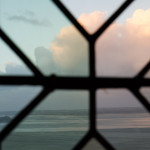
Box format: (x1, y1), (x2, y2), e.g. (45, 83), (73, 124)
(0, 86), (42, 132)
(140, 87), (150, 103)
(2, 90), (89, 150)
(81, 138), (106, 150)
(96, 89), (150, 150)
(1, 0), (88, 76)
(96, 0), (150, 77)
(61, 0), (124, 34)
(0, 38), (32, 76)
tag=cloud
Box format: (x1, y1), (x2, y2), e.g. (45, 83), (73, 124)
(5, 63), (32, 75)
(0, 63), (32, 75)
(8, 11), (51, 27)
(49, 9), (150, 77)
(0, 70), (4, 75)
(96, 9), (150, 76)
(35, 47), (60, 75)
(50, 26), (89, 76)
(30, 9), (150, 77)
(126, 9), (150, 37)
(78, 11), (107, 34)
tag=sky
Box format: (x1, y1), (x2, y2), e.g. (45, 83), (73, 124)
(0, 0), (150, 111)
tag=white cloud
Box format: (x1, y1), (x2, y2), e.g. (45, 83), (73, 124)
(0, 63), (32, 75)
(93, 9), (150, 76)
(51, 26), (89, 76)
(5, 63), (32, 75)
(50, 9), (150, 77)
(35, 47), (59, 75)
(78, 11), (107, 34)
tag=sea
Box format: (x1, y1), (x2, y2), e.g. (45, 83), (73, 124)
(0, 108), (150, 150)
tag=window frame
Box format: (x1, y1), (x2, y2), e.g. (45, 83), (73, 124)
(0, 0), (150, 149)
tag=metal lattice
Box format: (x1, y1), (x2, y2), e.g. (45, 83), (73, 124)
(0, 0), (150, 149)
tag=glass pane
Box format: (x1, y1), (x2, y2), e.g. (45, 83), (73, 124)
(0, 85), (42, 132)
(2, 90), (89, 150)
(0, 38), (32, 75)
(140, 87), (150, 103)
(1, 0), (89, 76)
(145, 70), (150, 78)
(96, 0), (150, 77)
(61, 0), (125, 34)
(96, 89), (150, 150)
(81, 138), (106, 150)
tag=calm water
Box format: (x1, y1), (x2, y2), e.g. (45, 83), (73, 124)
(1, 110), (150, 150)
(97, 112), (150, 150)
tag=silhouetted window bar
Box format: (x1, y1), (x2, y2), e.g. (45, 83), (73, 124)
(0, 0), (149, 150)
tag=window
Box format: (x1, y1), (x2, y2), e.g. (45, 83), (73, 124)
(0, 0), (150, 150)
